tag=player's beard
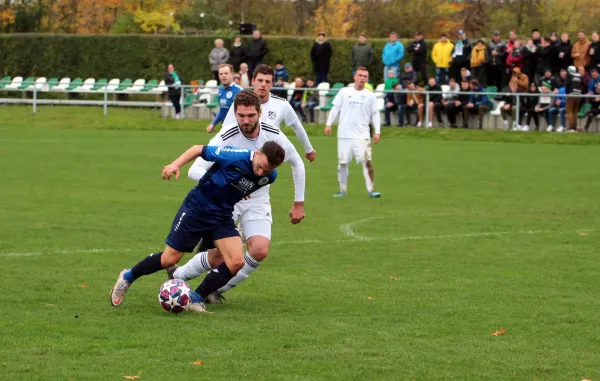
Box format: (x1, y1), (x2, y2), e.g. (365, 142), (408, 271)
(240, 119), (259, 137)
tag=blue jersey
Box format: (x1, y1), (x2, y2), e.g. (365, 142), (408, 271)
(212, 84), (243, 127)
(188, 145), (277, 219)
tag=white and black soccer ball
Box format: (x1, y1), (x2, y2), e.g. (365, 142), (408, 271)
(158, 279), (191, 313)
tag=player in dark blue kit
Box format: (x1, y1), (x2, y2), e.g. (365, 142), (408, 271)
(110, 91), (286, 313)
(206, 64), (243, 133)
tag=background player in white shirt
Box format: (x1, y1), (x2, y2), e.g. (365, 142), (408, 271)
(325, 67), (382, 198)
(220, 64), (317, 163)
(170, 90), (306, 303)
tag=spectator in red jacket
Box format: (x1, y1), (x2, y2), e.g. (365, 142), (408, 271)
(507, 40), (524, 72)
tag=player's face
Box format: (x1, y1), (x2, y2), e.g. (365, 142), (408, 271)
(252, 73), (273, 99)
(252, 151), (277, 176)
(235, 105), (261, 136)
(219, 67), (232, 85)
(354, 70), (368, 89)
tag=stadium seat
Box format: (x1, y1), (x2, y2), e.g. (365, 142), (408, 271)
(91, 78), (108, 91)
(490, 101), (505, 116)
(104, 78), (120, 92)
(141, 79), (158, 92)
(441, 84), (450, 93)
(25, 77), (47, 91)
(76, 78), (96, 92)
(126, 79), (146, 92)
(204, 79), (218, 91)
(66, 78), (83, 91)
(151, 80), (167, 94)
(317, 82), (330, 108)
(0, 76), (11, 89)
(18, 77), (35, 90)
(287, 82), (296, 99)
(183, 93), (197, 107)
(578, 103), (591, 118)
(4, 76), (23, 90)
(486, 86), (498, 94)
(321, 83), (344, 111)
(45, 77), (59, 91)
(206, 94), (219, 109)
(116, 79), (132, 92)
(52, 78), (71, 91)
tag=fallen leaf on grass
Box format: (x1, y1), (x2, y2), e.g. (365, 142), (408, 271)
(80, 283), (87, 288)
(491, 183), (497, 186)
(409, 245), (415, 249)
(367, 296), (374, 301)
(191, 360), (203, 366)
(389, 276), (397, 281)
(123, 371), (141, 380)
(45, 304), (54, 308)
(491, 327), (506, 336)
(580, 232), (588, 236)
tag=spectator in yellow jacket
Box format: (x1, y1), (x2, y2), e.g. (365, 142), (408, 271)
(432, 34), (454, 85)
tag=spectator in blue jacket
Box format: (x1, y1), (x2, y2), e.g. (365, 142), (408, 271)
(587, 68), (599, 95)
(382, 32), (405, 79)
(274, 60), (290, 83)
(206, 64), (243, 133)
(547, 86), (566, 132)
(466, 79), (492, 129)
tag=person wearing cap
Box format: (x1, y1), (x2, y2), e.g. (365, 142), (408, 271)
(399, 62), (417, 89)
(470, 39), (488, 86)
(451, 29), (473, 84)
(382, 31), (405, 80)
(487, 31), (507, 91)
(407, 31), (428, 85)
(432, 34), (454, 85)
(564, 65), (584, 132)
(352, 33), (374, 74)
(534, 37), (553, 84)
(310, 32), (333, 85)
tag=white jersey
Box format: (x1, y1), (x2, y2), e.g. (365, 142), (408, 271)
(222, 93), (314, 154)
(327, 86), (380, 139)
(188, 121), (305, 203)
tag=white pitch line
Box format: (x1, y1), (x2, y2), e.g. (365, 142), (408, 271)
(339, 217), (380, 241)
(1, 229), (595, 257)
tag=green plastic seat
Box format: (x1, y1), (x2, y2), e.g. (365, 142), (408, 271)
(320, 96), (335, 112)
(206, 94), (219, 109)
(18, 77), (35, 90)
(141, 79), (158, 92)
(578, 102), (591, 118)
(486, 86), (498, 94)
(325, 83), (344, 97)
(46, 77), (59, 89)
(91, 78), (108, 91)
(0, 76), (11, 89)
(183, 93), (197, 107)
(116, 78), (132, 91)
(66, 78), (83, 91)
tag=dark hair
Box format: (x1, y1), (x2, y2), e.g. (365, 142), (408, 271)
(275, 60), (283, 65)
(532, 28), (539, 33)
(590, 68), (599, 74)
(470, 79), (480, 87)
(449, 77), (456, 82)
(543, 37), (551, 43)
(253, 64), (275, 80)
(218, 63), (234, 73)
(261, 141), (285, 167)
(234, 90), (261, 112)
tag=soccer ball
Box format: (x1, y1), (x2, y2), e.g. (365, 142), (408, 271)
(158, 279), (191, 313)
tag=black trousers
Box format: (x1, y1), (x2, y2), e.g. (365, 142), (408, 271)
(169, 94), (181, 114)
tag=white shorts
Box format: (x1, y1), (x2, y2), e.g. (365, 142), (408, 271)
(338, 138), (372, 165)
(232, 199), (272, 240)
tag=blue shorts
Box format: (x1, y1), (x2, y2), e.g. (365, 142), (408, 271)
(165, 198), (239, 253)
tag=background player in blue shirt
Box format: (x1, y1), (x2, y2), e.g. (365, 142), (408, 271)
(206, 64), (243, 133)
(110, 93), (285, 312)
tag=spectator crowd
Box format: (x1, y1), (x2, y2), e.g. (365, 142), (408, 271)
(197, 28), (600, 132)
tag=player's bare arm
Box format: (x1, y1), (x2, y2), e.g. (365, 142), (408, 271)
(162, 145), (205, 180)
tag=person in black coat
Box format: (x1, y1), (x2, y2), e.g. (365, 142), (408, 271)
(164, 63), (183, 119)
(310, 32), (333, 85)
(450, 30), (472, 84)
(521, 39), (538, 85)
(247, 30), (269, 80)
(535, 37), (553, 83)
(589, 31), (600, 72)
(407, 31), (428, 85)
(555, 33), (573, 72)
(228, 36), (247, 72)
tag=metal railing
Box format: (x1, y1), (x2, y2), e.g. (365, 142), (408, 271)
(2, 81), (599, 129)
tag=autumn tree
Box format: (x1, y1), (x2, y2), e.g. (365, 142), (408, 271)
(312, 0), (359, 38)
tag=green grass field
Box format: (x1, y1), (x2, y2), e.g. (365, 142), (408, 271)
(1, 106), (600, 381)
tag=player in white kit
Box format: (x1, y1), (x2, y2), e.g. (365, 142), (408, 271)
(325, 66), (381, 198)
(170, 85), (310, 303)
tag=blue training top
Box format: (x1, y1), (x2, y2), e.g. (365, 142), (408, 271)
(188, 145), (277, 219)
(211, 83), (243, 126)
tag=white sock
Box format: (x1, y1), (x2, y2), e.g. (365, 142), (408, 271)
(173, 251), (211, 281)
(338, 164), (349, 193)
(362, 161), (374, 193)
(219, 252), (260, 293)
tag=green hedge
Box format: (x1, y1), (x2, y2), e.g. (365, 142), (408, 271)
(0, 34), (439, 85)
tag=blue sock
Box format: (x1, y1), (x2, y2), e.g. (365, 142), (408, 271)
(123, 269), (135, 283)
(190, 290), (203, 303)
